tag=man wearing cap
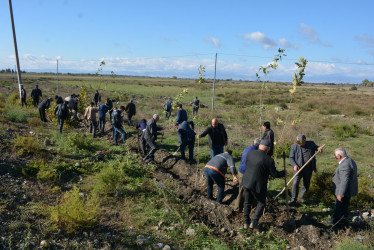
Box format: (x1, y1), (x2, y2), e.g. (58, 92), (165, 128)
(241, 139), (286, 229)
(198, 118), (228, 159)
(204, 150), (238, 203)
(289, 134), (323, 206)
(261, 121), (274, 156)
(234, 138), (261, 212)
(143, 114), (163, 161)
(174, 121), (196, 162)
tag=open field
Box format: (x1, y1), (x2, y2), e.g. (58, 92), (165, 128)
(0, 73), (373, 249)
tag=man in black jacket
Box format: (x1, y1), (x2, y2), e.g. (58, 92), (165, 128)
(241, 139), (286, 229)
(125, 99), (136, 126)
(31, 85), (42, 107)
(20, 84), (27, 107)
(38, 97), (52, 122)
(93, 90), (101, 107)
(111, 106), (127, 146)
(198, 118), (228, 159)
(261, 121), (274, 156)
(143, 114), (163, 161)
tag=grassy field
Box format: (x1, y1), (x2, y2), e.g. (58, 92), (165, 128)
(0, 73), (373, 248)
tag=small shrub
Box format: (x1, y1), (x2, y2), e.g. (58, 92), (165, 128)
(349, 86), (357, 91)
(49, 187), (100, 233)
(334, 237), (369, 250)
(5, 108), (28, 123)
(37, 164), (58, 186)
(13, 136), (43, 156)
(333, 123), (359, 140)
(28, 116), (42, 126)
(319, 108), (341, 115)
(67, 132), (95, 153)
(93, 165), (124, 195)
(7, 93), (20, 105)
(303, 169), (335, 204)
(351, 175), (374, 207)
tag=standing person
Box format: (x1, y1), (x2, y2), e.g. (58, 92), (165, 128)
(204, 150), (238, 203)
(191, 96), (200, 116)
(106, 98), (114, 120)
(234, 138), (261, 212)
(198, 118), (228, 159)
(38, 97), (53, 122)
(125, 99), (136, 126)
(20, 84), (27, 107)
(174, 121), (196, 162)
(72, 95), (79, 120)
(93, 90), (101, 107)
(241, 140), (286, 229)
(164, 97), (173, 119)
(136, 119), (147, 156)
(261, 121), (274, 156)
(31, 85), (42, 107)
(54, 101), (69, 133)
(111, 106), (127, 146)
(84, 102), (99, 138)
(175, 104), (188, 124)
(55, 95), (63, 105)
(143, 114), (163, 161)
(328, 148), (358, 225)
(98, 103), (110, 133)
(289, 134), (323, 206)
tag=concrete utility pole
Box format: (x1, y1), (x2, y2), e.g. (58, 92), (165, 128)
(212, 53), (217, 112)
(8, 0), (23, 99)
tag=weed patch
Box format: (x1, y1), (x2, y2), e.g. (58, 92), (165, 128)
(5, 108), (28, 123)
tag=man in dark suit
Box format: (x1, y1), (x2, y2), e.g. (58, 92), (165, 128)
(330, 148), (358, 224)
(175, 121), (196, 162)
(241, 139), (286, 229)
(289, 134), (323, 206)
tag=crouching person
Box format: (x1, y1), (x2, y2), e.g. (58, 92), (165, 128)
(204, 150), (238, 204)
(175, 121), (196, 162)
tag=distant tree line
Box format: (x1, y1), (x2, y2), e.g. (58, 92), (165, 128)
(361, 79), (374, 87)
(0, 68), (26, 73)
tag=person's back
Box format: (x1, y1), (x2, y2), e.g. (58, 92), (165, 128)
(98, 104), (109, 118)
(111, 109), (122, 128)
(177, 121), (195, 143)
(57, 102), (69, 119)
(38, 98), (50, 109)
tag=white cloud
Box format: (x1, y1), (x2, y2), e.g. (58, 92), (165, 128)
(279, 38), (298, 49)
(204, 37), (221, 48)
(243, 32), (277, 50)
(298, 23), (331, 47)
(355, 34), (374, 58)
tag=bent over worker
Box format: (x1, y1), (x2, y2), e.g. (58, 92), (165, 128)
(204, 150), (238, 203)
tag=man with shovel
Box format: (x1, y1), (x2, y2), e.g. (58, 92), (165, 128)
(174, 121), (196, 162)
(289, 134), (323, 206)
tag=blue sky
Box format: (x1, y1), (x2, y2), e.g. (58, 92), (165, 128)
(1, 0), (374, 83)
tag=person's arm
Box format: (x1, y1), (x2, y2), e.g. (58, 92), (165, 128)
(227, 156), (238, 182)
(336, 163), (352, 201)
(198, 126), (210, 138)
(187, 121), (195, 130)
(269, 158), (286, 178)
(289, 144), (299, 171)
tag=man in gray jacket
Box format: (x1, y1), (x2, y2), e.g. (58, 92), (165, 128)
(289, 134), (323, 206)
(330, 148), (358, 224)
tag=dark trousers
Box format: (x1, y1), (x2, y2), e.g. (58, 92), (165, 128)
(113, 126), (126, 145)
(139, 131), (147, 156)
(99, 116), (106, 132)
(33, 98), (40, 108)
(180, 139), (195, 161)
(39, 108), (47, 122)
(204, 167), (225, 203)
(333, 196), (350, 224)
(192, 108), (199, 116)
(21, 98), (27, 107)
(58, 117), (64, 133)
(166, 110), (171, 119)
(143, 137), (158, 160)
(210, 144), (224, 159)
(291, 167), (313, 202)
(127, 113), (134, 126)
(89, 120), (97, 138)
(243, 187), (266, 225)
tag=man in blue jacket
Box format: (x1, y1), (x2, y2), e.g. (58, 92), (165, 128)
(175, 104), (188, 124)
(289, 134), (323, 206)
(175, 121), (196, 162)
(98, 103), (110, 133)
(234, 138), (261, 212)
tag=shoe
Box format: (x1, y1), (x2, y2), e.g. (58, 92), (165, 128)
(249, 221), (259, 229)
(243, 224), (249, 229)
(325, 219), (334, 225)
(289, 201), (297, 207)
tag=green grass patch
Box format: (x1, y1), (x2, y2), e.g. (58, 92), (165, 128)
(5, 108), (28, 123)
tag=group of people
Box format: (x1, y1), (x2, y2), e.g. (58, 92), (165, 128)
(204, 120), (358, 229)
(23, 86), (359, 229)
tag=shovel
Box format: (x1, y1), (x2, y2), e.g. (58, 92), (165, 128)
(172, 146), (180, 156)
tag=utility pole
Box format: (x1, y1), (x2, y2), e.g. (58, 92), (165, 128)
(57, 59), (59, 94)
(211, 53), (217, 112)
(8, 0), (23, 100)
